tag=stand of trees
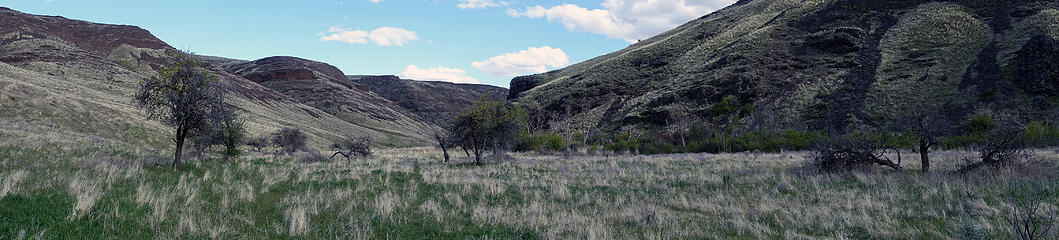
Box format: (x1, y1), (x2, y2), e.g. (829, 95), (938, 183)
(437, 96), (525, 165)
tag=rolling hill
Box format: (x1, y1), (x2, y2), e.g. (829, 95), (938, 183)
(0, 7), (433, 149)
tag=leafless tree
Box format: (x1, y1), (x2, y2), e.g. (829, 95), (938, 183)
(331, 136), (372, 164)
(957, 117), (1030, 174)
(666, 110), (695, 152)
(135, 49), (225, 170)
(807, 133), (903, 172)
(1005, 179), (1057, 240)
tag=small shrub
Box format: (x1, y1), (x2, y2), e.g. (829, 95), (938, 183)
(969, 114), (995, 133)
(1024, 121), (1059, 147)
(515, 131), (566, 152)
(299, 152), (329, 163)
(273, 128), (307, 154)
(246, 137), (269, 152)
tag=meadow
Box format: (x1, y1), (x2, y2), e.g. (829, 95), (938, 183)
(1, 142), (1057, 239)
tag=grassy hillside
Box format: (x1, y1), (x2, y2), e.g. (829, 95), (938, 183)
(0, 7), (433, 148)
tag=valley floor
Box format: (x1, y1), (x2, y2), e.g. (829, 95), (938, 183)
(1, 144), (1057, 239)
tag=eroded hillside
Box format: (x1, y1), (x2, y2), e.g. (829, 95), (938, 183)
(510, 0), (1059, 133)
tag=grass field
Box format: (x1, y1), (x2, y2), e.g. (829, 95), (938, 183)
(1, 143), (1057, 239)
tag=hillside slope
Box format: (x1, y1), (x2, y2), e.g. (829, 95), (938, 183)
(226, 58), (436, 143)
(0, 7), (430, 148)
(510, 0), (1059, 133)
(352, 75), (508, 124)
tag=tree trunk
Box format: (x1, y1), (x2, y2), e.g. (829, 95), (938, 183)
(918, 140), (931, 173)
(441, 147), (450, 162)
(173, 127), (186, 171)
(680, 135), (687, 153)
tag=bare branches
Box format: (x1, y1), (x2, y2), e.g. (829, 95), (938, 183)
(1005, 180), (1057, 240)
(331, 136), (372, 163)
(957, 116), (1030, 174)
(807, 134), (903, 172)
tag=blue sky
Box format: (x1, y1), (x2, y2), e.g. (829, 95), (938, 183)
(1, 0), (735, 87)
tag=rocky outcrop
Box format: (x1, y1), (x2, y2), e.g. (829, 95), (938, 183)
(0, 7), (169, 54)
(228, 56), (353, 88)
(1015, 34), (1059, 95)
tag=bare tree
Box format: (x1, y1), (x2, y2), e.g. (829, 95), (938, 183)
(1005, 179), (1057, 240)
(666, 110), (695, 152)
(957, 117), (1030, 174)
(807, 133), (903, 172)
(135, 49), (224, 170)
(331, 136), (372, 163)
(898, 108), (951, 173)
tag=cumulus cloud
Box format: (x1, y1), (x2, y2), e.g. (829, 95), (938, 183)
(457, 0), (503, 9)
(319, 26), (418, 46)
(508, 0), (735, 42)
(471, 46), (569, 77)
(400, 65), (479, 84)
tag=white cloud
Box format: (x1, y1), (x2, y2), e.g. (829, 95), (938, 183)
(471, 46), (569, 77)
(319, 26), (418, 46)
(508, 0), (735, 42)
(457, 0), (501, 9)
(370, 0), (382, 3)
(401, 65), (479, 84)
(366, 27), (418, 46)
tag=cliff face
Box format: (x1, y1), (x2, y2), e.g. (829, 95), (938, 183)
(353, 75), (508, 124)
(0, 7), (434, 148)
(228, 56), (352, 88)
(510, 0), (1059, 132)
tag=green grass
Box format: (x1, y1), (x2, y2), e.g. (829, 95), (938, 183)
(1, 144), (1057, 239)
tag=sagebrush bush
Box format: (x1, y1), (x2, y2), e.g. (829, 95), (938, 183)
(273, 128), (307, 154)
(515, 131), (566, 152)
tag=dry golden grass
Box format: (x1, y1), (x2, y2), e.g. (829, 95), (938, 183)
(1, 142), (1057, 239)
